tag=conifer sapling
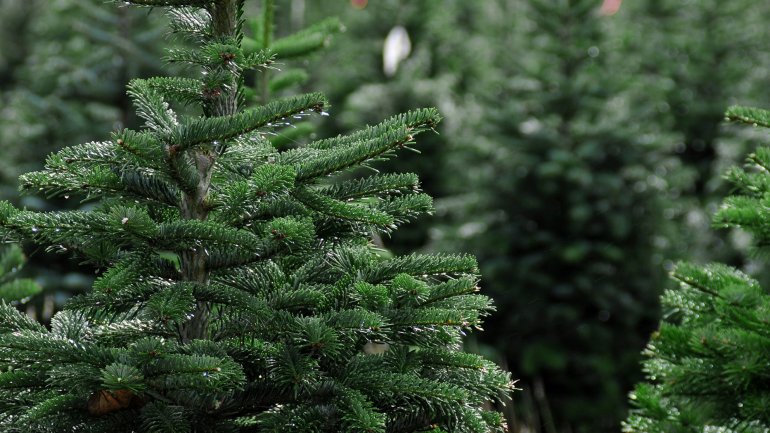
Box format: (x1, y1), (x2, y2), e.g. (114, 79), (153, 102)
(0, 1), (513, 432)
(624, 105), (770, 433)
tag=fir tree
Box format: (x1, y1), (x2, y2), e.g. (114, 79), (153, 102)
(434, 1), (677, 431)
(624, 105), (770, 433)
(0, 0), (341, 322)
(240, 2), (342, 113)
(0, 1), (512, 432)
(614, 0), (770, 272)
(619, 0), (770, 195)
(0, 1), (36, 99)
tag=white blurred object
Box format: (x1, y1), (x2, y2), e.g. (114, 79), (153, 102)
(291, 0), (305, 30)
(383, 25), (411, 77)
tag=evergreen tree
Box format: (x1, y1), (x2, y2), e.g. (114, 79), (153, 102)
(0, 1), (512, 432)
(0, 1), (36, 99)
(239, 1), (342, 113)
(434, 1), (677, 431)
(0, 0), (341, 322)
(624, 105), (770, 433)
(614, 0), (770, 270)
(620, 0), (770, 195)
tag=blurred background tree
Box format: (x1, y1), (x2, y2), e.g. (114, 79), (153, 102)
(0, 0), (166, 191)
(614, 0), (770, 270)
(0, 0), (167, 322)
(431, 1), (680, 431)
(300, 0), (770, 432)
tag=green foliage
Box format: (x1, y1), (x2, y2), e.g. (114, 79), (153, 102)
(0, 1), (511, 432)
(0, 0), (341, 322)
(0, 0), (170, 320)
(300, 4), (770, 432)
(624, 105), (770, 432)
(615, 0), (770, 277)
(240, 1), (342, 108)
(305, 0), (497, 254)
(726, 106), (770, 128)
(0, 0), (166, 193)
(618, 0), (770, 195)
(0, 244), (41, 303)
(433, 1), (678, 431)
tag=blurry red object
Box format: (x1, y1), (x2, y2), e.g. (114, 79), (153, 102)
(351, 0), (368, 10)
(600, 0), (622, 16)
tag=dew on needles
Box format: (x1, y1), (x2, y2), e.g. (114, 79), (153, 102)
(0, 1), (511, 431)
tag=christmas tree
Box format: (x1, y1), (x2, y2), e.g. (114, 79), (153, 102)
(619, 0), (770, 196)
(0, 1), (512, 432)
(433, 0), (677, 431)
(624, 105), (770, 433)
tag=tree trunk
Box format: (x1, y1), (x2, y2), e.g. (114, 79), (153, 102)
(179, 0), (240, 342)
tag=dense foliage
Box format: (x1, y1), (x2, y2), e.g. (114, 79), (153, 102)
(304, 0), (498, 255)
(4, 1), (770, 432)
(625, 105), (770, 433)
(0, 1), (512, 432)
(0, 244), (41, 303)
(0, 0), (166, 197)
(434, 1), (678, 431)
(0, 0), (169, 320)
(615, 0), (770, 277)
